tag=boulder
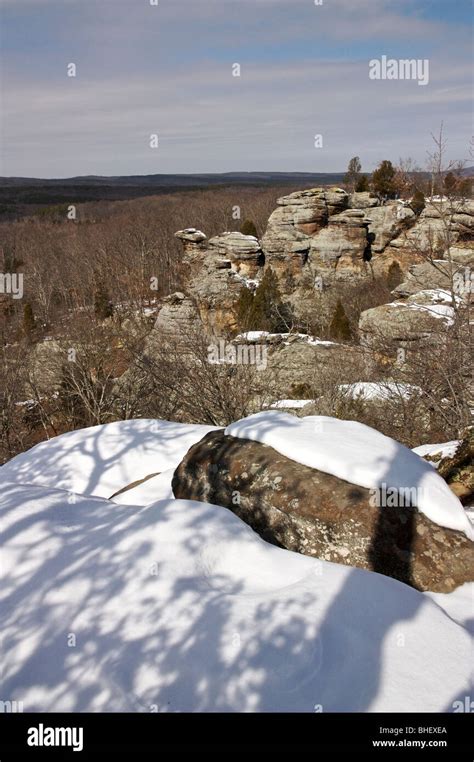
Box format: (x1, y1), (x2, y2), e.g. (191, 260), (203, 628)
(358, 290), (455, 348)
(348, 191), (380, 209)
(154, 292), (200, 338)
(207, 232), (264, 278)
(172, 429), (474, 592)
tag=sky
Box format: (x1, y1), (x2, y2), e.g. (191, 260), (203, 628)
(1, 0), (472, 177)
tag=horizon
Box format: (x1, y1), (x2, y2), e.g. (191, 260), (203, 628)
(1, 0), (472, 178)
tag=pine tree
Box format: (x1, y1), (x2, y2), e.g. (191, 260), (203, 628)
(410, 189), (425, 215)
(386, 261), (404, 291)
(240, 219), (258, 238)
(94, 284), (113, 320)
(329, 299), (352, 341)
(355, 175), (369, 192)
(22, 302), (35, 337)
(371, 160), (396, 199)
(236, 286), (255, 331)
(236, 268), (293, 333)
(251, 268), (284, 332)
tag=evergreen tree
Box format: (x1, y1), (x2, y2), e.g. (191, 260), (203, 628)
(371, 160), (396, 199)
(410, 189), (425, 216)
(240, 219), (258, 238)
(443, 172), (457, 196)
(94, 284), (113, 320)
(252, 268), (285, 332)
(236, 286), (255, 331)
(344, 156), (362, 192)
(386, 260), (404, 291)
(329, 299), (352, 341)
(22, 302), (35, 337)
(355, 175), (369, 192)
(236, 268), (292, 333)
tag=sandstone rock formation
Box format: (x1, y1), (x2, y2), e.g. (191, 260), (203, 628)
(231, 331), (369, 400)
(261, 188), (349, 286)
(174, 228), (264, 334)
(358, 291), (455, 349)
(172, 429), (474, 592)
(166, 190), (472, 339)
(309, 209), (371, 281)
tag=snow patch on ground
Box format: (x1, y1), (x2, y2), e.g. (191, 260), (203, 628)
(235, 331), (336, 346)
(338, 382), (422, 401)
(1, 481), (471, 712)
(0, 419), (217, 499)
(268, 399), (313, 409)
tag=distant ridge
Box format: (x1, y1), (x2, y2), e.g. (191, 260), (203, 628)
(0, 171), (347, 187)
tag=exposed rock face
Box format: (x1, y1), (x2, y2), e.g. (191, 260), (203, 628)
(309, 209), (371, 281)
(172, 429), (474, 592)
(435, 430), (474, 506)
(154, 292), (200, 338)
(359, 290), (455, 348)
(261, 188), (349, 286)
(207, 232), (263, 278)
(365, 203), (415, 253)
(349, 191), (379, 209)
(174, 228), (264, 333)
(232, 332), (368, 399)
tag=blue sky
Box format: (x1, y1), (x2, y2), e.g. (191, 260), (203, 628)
(1, 0), (472, 177)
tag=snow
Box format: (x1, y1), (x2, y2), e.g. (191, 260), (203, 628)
(1, 480), (471, 712)
(390, 301), (455, 325)
(426, 583), (474, 637)
(268, 399), (313, 409)
(0, 419), (217, 499)
(414, 289), (461, 305)
(225, 412), (474, 540)
(338, 382), (422, 401)
(413, 440), (460, 464)
(235, 331), (336, 346)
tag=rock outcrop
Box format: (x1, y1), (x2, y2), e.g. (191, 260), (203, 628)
(309, 209), (371, 281)
(358, 290), (456, 349)
(261, 188), (349, 287)
(172, 429), (474, 592)
(166, 191), (472, 339)
(173, 228), (264, 334)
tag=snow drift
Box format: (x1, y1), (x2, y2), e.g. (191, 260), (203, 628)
(1, 482), (471, 712)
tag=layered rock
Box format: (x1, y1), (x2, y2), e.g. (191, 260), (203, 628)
(261, 188), (349, 286)
(172, 429), (474, 592)
(359, 290), (456, 349)
(365, 203), (415, 253)
(309, 209), (371, 282)
(154, 292), (200, 339)
(232, 332), (369, 400)
(386, 200), (474, 258)
(174, 229), (264, 334)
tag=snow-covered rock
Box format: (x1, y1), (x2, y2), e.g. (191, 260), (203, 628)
(225, 412), (474, 540)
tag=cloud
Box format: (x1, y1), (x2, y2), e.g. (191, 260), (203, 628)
(1, 0), (471, 176)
